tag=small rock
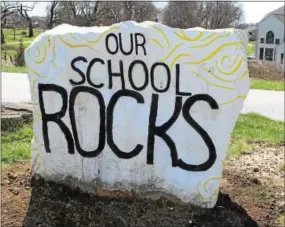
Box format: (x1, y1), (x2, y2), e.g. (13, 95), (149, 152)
(253, 167), (260, 172)
(25, 186), (31, 190)
(6, 180), (11, 185)
(7, 172), (17, 179)
(13, 188), (19, 195)
(251, 178), (261, 185)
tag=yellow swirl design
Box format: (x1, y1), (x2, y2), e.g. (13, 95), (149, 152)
(152, 25), (170, 48)
(149, 38), (164, 50)
(221, 56), (231, 66)
(189, 32), (230, 49)
(31, 78), (38, 96)
(31, 43), (47, 65)
(185, 42), (240, 65)
(36, 47), (40, 58)
(58, 35), (96, 51)
(197, 177), (222, 200)
(161, 43), (184, 61)
(216, 57), (244, 76)
(175, 30), (204, 42)
(236, 31), (247, 52)
(201, 33), (216, 41)
(204, 68), (249, 83)
(170, 53), (190, 70)
(219, 95), (247, 106)
(190, 71), (234, 90)
(84, 25), (119, 43)
(52, 37), (58, 68)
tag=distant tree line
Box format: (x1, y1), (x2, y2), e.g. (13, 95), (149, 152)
(1, 1), (245, 44)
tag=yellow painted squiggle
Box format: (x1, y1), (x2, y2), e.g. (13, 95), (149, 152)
(216, 57), (244, 76)
(204, 68), (249, 83)
(201, 33), (216, 42)
(149, 38), (164, 50)
(185, 42), (240, 65)
(190, 71), (234, 90)
(52, 37), (58, 68)
(219, 95), (247, 106)
(175, 30), (204, 42)
(84, 25), (120, 43)
(58, 35), (96, 50)
(31, 44), (47, 65)
(170, 53), (190, 70)
(189, 33), (231, 49)
(221, 56), (230, 67)
(152, 25), (170, 48)
(160, 43), (184, 61)
(197, 177), (221, 200)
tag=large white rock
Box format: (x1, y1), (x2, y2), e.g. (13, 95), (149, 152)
(25, 21), (250, 208)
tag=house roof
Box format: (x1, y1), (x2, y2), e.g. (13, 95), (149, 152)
(260, 6), (284, 24)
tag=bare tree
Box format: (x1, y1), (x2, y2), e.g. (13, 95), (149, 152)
(46, 1), (59, 29)
(162, 1), (199, 29)
(1, 2), (17, 43)
(17, 2), (36, 37)
(198, 2), (243, 29)
(121, 1), (158, 22)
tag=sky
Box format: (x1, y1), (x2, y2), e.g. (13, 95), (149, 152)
(29, 1), (284, 24)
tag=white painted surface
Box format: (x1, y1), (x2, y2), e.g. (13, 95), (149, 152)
(26, 22), (250, 208)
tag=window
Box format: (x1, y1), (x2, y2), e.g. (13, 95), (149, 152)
(265, 48), (273, 61)
(266, 31), (274, 44)
(281, 53), (284, 64)
(259, 48), (264, 60)
(260, 38), (264, 43)
(276, 39), (280, 44)
(249, 32), (252, 35)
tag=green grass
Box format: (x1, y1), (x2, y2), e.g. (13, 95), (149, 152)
(250, 79), (284, 91)
(3, 28), (42, 43)
(227, 113), (284, 157)
(247, 41), (255, 56)
(1, 65), (27, 73)
(1, 113), (284, 165)
(1, 123), (33, 164)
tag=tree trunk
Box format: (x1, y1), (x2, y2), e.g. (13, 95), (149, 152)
(28, 20), (34, 37)
(13, 29), (16, 39)
(1, 29), (5, 44)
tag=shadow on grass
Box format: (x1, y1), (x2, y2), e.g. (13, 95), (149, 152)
(22, 177), (259, 227)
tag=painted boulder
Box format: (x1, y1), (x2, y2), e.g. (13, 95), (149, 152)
(25, 21), (250, 208)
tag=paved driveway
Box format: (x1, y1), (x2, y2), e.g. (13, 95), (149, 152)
(2, 72), (284, 121)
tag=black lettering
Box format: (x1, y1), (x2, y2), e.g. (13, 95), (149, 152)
(86, 58), (105, 88)
(147, 94), (181, 166)
(105, 33), (119, 55)
(107, 90), (144, 159)
(70, 56), (87, 85)
(178, 94), (218, 171)
(118, 33), (134, 55)
(38, 84), (74, 154)
(150, 62), (171, 93)
(175, 64), (192, 96)
(108, 60), (125, 90)
(128, 60), (149, 91)
(69, 86), (106, 158)
(135, 33), (146, 56)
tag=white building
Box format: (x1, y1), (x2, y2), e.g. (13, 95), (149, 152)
(256, 6), (285, 71)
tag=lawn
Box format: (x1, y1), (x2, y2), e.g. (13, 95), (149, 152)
(3, 28), (42, 44)
(247, 41), (255, 56)
(1, 113), (284, 165)
(1, 65), (27, 73)
(250, 79), (284, 91)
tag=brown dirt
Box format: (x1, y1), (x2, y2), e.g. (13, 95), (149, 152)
(1, 146), (284, 227)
